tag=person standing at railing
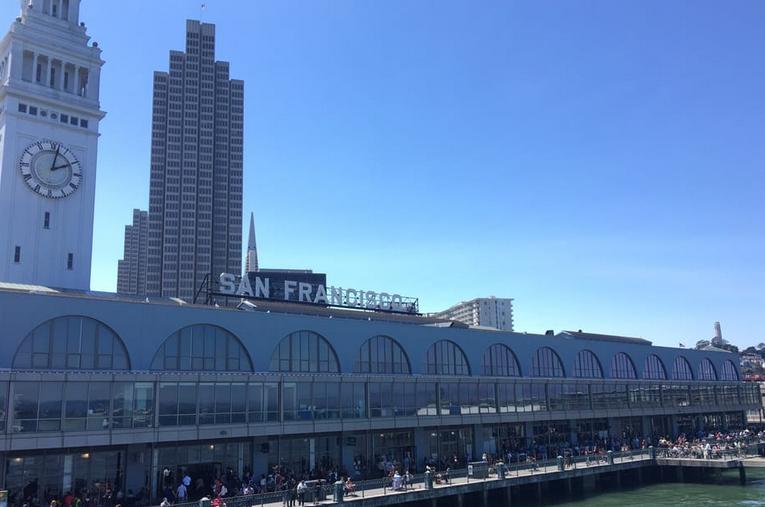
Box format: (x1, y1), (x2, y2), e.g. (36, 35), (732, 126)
(176, 483), (187, 505)
(296, 481), (306, 507)
(343, 478), (356, 497)
(392, 471), (402, 491)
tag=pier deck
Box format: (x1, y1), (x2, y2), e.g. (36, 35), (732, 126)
(246, 452), (653, 507)
(186, 448), (765, 507)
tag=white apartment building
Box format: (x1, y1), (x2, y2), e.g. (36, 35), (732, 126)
(435, 297), (514, 331)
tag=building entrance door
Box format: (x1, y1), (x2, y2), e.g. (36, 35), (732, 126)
(158, 462), (222, 501)
(180, 462), (222, 499)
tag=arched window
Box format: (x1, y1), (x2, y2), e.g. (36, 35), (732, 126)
(270, 330), (340, 373)
(672, 356), (694, 380)
(573, 350), (603, 378)
(610, 352), (637, 379)
(355, 335), (410, 374)
(532, 347), (565, 377)
(151, 324), (252, 372)
(13, 315), (129, 370)
(721, 360), (739, 381)
(643, 354), (667, 380)
(482, 344), (521, 376)
(426, 340), (470, 376)
(698, 358), (717, 381)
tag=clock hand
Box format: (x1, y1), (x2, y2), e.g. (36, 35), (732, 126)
(50, 164), (71, 171)
(50, 145), (61, 173)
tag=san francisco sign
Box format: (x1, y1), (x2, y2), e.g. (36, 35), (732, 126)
(218, 273), (418, 314)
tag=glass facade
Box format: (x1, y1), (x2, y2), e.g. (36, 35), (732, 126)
(150, 324), (252, 372)
(247, 382), (280, 422)
(157, 441), (250, 499)
(574, 418), (609, 446)
(5, 378), (755, 433)
(13, 316), (129, 370)
(672, 356), (694, 381)
(482, 344), (521, 376)
(532, 420), (571, 456)
(5, 449), (125, 506)
(610, 352), (637, 379)
(0, 381), (7, 432)
(369, 381), (417, 417)
(532, 347), (565, 377)
(424, 427), (472, 466)
(643, 354), (667, 380)
(372, 431), (415, 472)
(425, 340), (470, 376)
(698, 358), (718, 381)
(270, 330), (340, 373)
(355, 335), (410, 374)
(573, 350), (603, 378)
(721, 360), (739, 381)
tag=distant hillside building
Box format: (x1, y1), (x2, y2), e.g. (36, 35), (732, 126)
(116, 209), (148, 295)
(435, 297), (514, 331)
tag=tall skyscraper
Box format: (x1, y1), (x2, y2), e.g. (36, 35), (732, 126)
(0, 0), (104, 290)
(146, 20), (244, 300)
(245, 212), (258, 273)
(117, 209), (148, 295)
(434, 297), (514, 331)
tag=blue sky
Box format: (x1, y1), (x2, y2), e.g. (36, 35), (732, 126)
(4, 0), (763, 348)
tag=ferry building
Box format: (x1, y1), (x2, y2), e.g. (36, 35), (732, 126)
(0, 1), (759, 505)
(0, 284), (758, 503)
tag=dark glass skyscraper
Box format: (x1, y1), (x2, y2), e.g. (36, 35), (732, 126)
(117, 209), (148, 296)
(146, 20), (243, 299)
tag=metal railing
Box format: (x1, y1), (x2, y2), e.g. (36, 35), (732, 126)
(655, 442), (765, 460)
(166, 449), (656, 507)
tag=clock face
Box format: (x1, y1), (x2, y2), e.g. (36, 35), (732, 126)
(19, 140), (81, 199)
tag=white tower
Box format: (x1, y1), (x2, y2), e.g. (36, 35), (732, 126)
(0, 0), (104, 290)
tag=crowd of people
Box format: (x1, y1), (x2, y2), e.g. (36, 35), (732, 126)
(655, 429), (765, 459)
(16, 482), (147, 507)
(158, 465), (343, 507)
(487, 430), (765, 468)
(14, 429), (765, 507)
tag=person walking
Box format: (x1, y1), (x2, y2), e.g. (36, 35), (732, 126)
(296, 481), (306, 507)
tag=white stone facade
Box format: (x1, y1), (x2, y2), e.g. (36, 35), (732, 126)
(0, 0), (104, 290)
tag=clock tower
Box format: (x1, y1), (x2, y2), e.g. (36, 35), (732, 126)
(0, 0), (104, 290)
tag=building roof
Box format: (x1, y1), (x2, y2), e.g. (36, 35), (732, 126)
(561, 330), (652, 346)
(697, 344), (731, 353)
(0, 282), (448, 326)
